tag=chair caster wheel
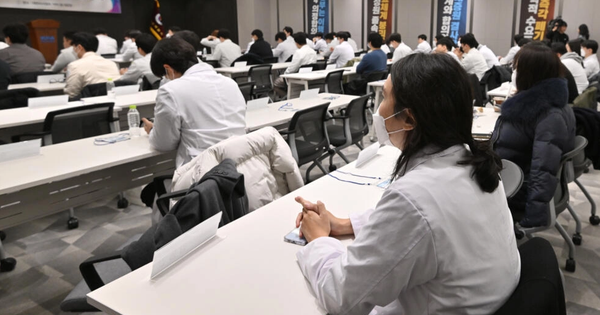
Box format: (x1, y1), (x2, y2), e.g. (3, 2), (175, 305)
(117, 198), (129, 209)
(565, 258), (576, 272)
(329, 164), (337, 172)
(0, 231), (5, 241)
(0, 257), (16, 272)
(573, 233), (582, 246)
(515, 230), (525, 240)
(590, 215), (600, 226)
(67, 217), (79, 230)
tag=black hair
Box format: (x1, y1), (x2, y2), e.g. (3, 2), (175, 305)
(275, 32), (286, 42)
(555, 19), (567, 27)
(292, 33), (307, 46)
(150, 37), (198, 77)
(514, 43), (563, 91)
(251, 29), (263, 39)
(324, 32), (334, 40)
(169, 26), (182, 33)
(135, 33), (157, 54)
(418, 34), (427, 41)
(346, 31), (352, 38)
(336, 32), (349, 41)
(128, 30), (142, 40)
(388, 33), (402, 43)
(315, 32), (324, 38)
(460, 33), (479, 48)
(579, 24), (590, 40)
(367, 32), (383, 48)
(551, 42), (567, 55)
(434, 34), (444, 41)
(389, 53), (501, 192)
(173, 30), (201, 51)
(283, 26), (294, 35)
(71, 32), (99, 52)
(2, 24), (29, 44)
(567, 39), (582, 56)
(92, 28), (107, 35)
(582, 40), (599, 54)
(517, 38), (532, 47)
(437, 37), (454, 51)
(513, 34), (524, 45)
(217, 29), (231, 40)
(63, 31), (76, 41)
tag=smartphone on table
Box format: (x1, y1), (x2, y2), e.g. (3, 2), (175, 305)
(284, 227), (307, 246)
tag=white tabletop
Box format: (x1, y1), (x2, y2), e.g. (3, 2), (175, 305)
(0, 91), (157, 129)
(472, 108), (500, 136)
(215, 62), (291, 74)
(245, 93), (358, 131)
(367, 80), (385, 88)
(8, 82), (66, 92)
(0, 133), (163, 195)
(488, 82), (516, 98)
(280, 67), (357, 81)
(87, 145), (401, 315)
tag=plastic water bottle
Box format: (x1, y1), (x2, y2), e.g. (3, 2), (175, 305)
(127, 105), (140, 137)
(203, 47), (207, 56)
(106, 78), (116, 100)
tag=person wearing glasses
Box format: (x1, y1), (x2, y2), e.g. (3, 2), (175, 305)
(294, 53), (520, 314)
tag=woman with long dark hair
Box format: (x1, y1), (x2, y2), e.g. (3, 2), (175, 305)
(579, 24), (590, 40)
(294, 53), (520, 314)
(493, 42), (576, 228)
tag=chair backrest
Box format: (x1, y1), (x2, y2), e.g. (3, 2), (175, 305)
(324, 70), (345, 94)
(204, 59), (220, 68)
(573, 86), (597, 109)
(287, 103), (330, 165)
(79, 80), (138, 98)
(345, 94), (371, 142)
(101, 54), (116, 59)
(248, 64), (273, 93)
(315, 59), (327, 70)
(43, 103), (115, 145)
(500, 159), (524, 199)
(493, 237), (566, 315)
(301, 64), (318, 71)
(0, 87), (40, 110)
(365, 71), (388, 83)
(263, 56), (279, 64)
(10, 71), (51, 84)
(553, 135), (587, 216)
(231, 53), (264, 66)
(141, 73), (161, 91)
(237, 81), (255, 102)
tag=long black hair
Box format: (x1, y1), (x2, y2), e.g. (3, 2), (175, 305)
(579, 24), (590, 40)
(390, 53), (501, 193)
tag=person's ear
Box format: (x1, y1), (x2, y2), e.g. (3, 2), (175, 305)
(401, 109), (417, 131)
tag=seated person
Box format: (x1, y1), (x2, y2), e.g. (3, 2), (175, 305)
(321, 32), (338, 58)
(142, 37), (246, 168)
(118, 33), (157, 82)
(414, 34), (432, 53)
(313, 32), (328, 54)
(167, 26), (182, 38)
(51, 31), (78, 73)
(344, 32), (387, 95)
(94, 28), (118, 55)
(455, 33), (488, 80)
(247, 29), (273, 59)
(434, 37), (460, 62)
(552, 42), (588, 94)
(120, 29), (141, 54)
(121, 31), (144, 62)
(0, 24), (45, 75)
(212, 29), (242, 68)
(499, 34), (524, 65)
(200, 29), (220, 50)
(581, 40), (600, 79)
(272, 30), (297, 63)
(388, 33), (412, 63)
(295, 53), (520, 314)
(273, 33), (317, 97)
(64, 32), (120, 97)
(493, 42), (576, 227)
(328, 32), (354, 68)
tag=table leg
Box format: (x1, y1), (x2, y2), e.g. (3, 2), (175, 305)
(0, 237), (16, 272)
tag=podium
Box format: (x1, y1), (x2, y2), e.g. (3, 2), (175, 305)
(27, 19), (61, 64)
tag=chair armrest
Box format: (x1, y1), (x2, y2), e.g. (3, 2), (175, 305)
(153, 175), (174, 199)
(326, 115), (345, 120)
(79, 252), (123, 291)
(278, 130), (294, 135)
(11, 131), (49, 143)
(156, 189), (187, 216)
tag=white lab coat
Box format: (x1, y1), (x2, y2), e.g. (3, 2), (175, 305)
(149, 62), (246, 168)
(119, 53), (152, 82)
(314, 39), (328, 53)
(447, 50), (460, 62)
(461, 48), (489, 80)
(322, 39), (339, 57)
(380, 44), (390, 54)
(273, 36), (298, 63)
(285, 45), (318, 74)
(499, 45), (520, 65)
(329, 41), (354, 68)
(121, 43), (143, 61)
(297, 145), (520, 315)
(200, 37), (220, 50)
(415, 41), (432, 53)
(478, 44), (500, 69)
(212, 39), (242, 68)
(120, 38), (133, 54)
(348, 38), (359, 52)
(51, 46), (77, 72)
(391, 42), (412, 63)
(96, 34), (118, 55)
(584, 54), (600, 79)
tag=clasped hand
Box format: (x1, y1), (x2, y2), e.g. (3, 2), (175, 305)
(295, 196), (353, 243)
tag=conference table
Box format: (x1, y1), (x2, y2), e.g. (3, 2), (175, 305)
(487, 82), (516, 98)
(367, 79), (385, 112)
(280, 67), (359, 100)
(8, 82), (66, 96)
(215, 62), (292, 79)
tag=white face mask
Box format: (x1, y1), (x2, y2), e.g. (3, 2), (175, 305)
(373, 108), (406, 147)
(457, 40), (461, 46)
(581, 48), (586, 56)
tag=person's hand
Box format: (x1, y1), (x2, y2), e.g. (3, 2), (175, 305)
(119, 68), (128, 75)
(300, 210), (330, 242)
(552, 25), (558, 32)
(295, 196), (353, 239)
(207, 35), (216, 40)
(141, 118), (153, 134)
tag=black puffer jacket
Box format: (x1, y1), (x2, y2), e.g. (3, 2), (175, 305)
(492, 78), (576, 227)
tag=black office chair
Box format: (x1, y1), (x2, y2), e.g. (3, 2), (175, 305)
(141, 73), (161, 91)
(300, 64), (318, 71)
(100, 53), (116, 59)
(493, 238), (566, 315)
(323, 70), (345, 94)
(0, 87), (40, 110)
(204, 59), (220, 68)
(281, 103), (331, 183)
(11, 103), (123, 229)
(263, 56), (279, 64)
(77, 80), (138, 99)
(325, 95), (370, 169)
(238, 81), (255, 102)
(315, 59), (327, 70)
(248, 64), (273, 99)
(10, 71), (53, 84)
(468, 73), (484, 107)
(365, 71), (388, 83)
(570, 140), (599, 225)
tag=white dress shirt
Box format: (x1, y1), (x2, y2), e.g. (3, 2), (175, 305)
(51, 46), (77, 72)
(348, 38), (359, 52)
(95, 34), (118, 55)
(322, 40), (339, 57)
(149, 62), (246, 168)
(120, 38), (133, 54)
(447, 50), (460, 62)
(297, 145), (520, 315)
(272, 36), (298, 63)
(562, 57), (589, 94)
(461, 48), (489, 80)
(119, 53), (152, 82)
(584, 54), (600, 79)
(478, 44), (500, 69)
(380, 44), (390, 54)
(285, 45), (318, 74)
(415, 41), (432, 53)
(245, 40), (254, 54)
(329, 41), (354, 68)
(499, 45), (520, 65)
(212, 39), (242, 68)
(64, 52), (121, 97)
(305, 38), (315, 49)
(392, 42), (412, 63)
(200, 37), (220, 50)
(314, 39), (328, 53)
(121, 43), (143, 61)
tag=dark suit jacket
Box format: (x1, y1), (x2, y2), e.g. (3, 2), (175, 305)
(248, 38), (273, 59)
